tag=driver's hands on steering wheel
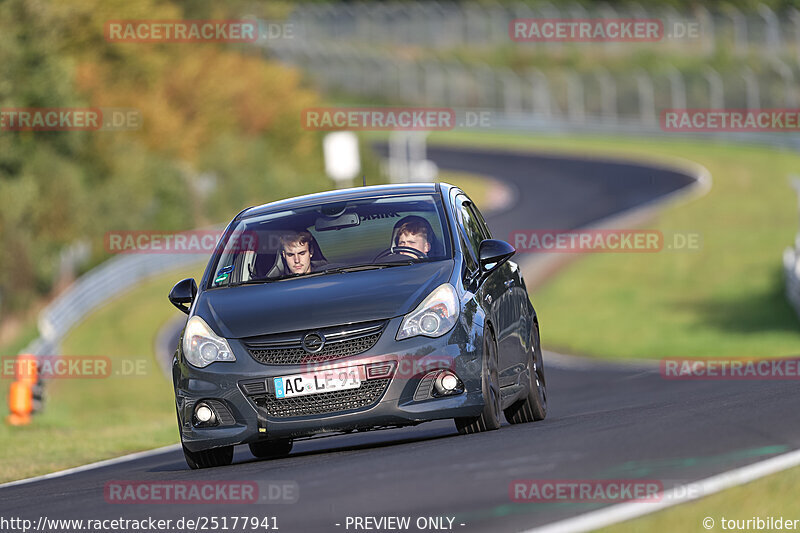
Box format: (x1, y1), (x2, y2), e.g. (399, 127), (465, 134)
(373, 245), (426, 262)
(393, 245), (426, 259)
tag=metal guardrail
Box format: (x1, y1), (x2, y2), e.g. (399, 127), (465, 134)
(255, 2), (800, 134)
(265, 41), (800, 132)
(21, 252), (207, 359)
(281, 2), (800, 59)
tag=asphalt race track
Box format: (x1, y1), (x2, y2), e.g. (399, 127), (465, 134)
(4, 145), (798, 533)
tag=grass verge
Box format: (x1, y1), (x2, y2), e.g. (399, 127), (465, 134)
(599, 463), (800, 532)
(0, 267), (201, 483)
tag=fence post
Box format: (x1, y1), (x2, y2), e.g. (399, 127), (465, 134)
(566, 71), (585, 123)
(757, 4), (782, 54)
(703, 67), (725, 109)
(741, 67), (760, 110)
(769, 58), (797, 108)
(725, 6), (749, 55)
(527, 68), (554, 119)
(666, 65), (687, 111)
(635, 69), (657, 127)
(791, 8), (800, 61)
(500, 68), (523, 116)
(595, 67), (617, 124)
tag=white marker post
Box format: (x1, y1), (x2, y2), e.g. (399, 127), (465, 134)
(323, 132), (360, 188)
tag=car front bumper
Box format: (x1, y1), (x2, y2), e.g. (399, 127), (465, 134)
(175, 316), (487, 452)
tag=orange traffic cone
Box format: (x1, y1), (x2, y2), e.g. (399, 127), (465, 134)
(6, 354), (36, 426)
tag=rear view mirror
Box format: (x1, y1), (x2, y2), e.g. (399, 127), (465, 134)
(315, 212), (360, 231)
(479, 239), (516, 273)
(169, 278), (198, 314)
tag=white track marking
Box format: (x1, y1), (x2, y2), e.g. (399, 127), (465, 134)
(0, 443), (181, 490)
(523, 447), (800, 533)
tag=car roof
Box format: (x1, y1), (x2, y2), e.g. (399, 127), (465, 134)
(237, 183), (448, 220)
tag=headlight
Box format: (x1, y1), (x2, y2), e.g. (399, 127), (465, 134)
(397, 283), (459, 340)
(182, 316), (235, 368)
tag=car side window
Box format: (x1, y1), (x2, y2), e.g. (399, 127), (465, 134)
(469, 202), (492, 239)
(459, 199), (485, 264)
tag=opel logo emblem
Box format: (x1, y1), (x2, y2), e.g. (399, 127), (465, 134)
(302, 331), (325, 354)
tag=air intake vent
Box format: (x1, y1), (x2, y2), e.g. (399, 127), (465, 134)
(241, 380), (267, 395)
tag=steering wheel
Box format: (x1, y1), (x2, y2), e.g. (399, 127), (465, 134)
(373, 246), (427, 262)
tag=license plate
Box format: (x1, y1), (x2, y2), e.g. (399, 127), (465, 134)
(273, 365), (364, 399)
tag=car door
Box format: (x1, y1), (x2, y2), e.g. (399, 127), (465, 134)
(470, 202), (530, 380)
(454, 194), (518, 387)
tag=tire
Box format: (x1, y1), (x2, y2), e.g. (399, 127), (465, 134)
(249, 438), (293, 459)
(455, 330), (502, 434)
(504, 323), (547, 424)
(182, 443), (234, 469)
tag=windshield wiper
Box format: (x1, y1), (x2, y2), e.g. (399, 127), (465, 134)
(228, 261), (415, 285)
(305, 261), (414, 277)
(229, 278), (280, 287)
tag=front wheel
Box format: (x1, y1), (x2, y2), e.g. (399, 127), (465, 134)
(455, 331), (502, 434)
(182, 443), (234, 469)
(504, 323), (547, 424)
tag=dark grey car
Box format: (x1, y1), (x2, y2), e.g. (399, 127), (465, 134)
(169, 183), (547, 469)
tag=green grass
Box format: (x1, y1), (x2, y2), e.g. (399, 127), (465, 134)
(0, 318), (39, 358)
(0, 267), (201, 483)
(599, 464), (800, 533)
(425, 131), (800, 359)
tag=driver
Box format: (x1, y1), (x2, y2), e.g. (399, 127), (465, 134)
(395, 219), (431, 258)
(280, 231), (316, 275)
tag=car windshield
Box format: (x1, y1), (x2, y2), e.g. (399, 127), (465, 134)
(208, 193), (452, 288)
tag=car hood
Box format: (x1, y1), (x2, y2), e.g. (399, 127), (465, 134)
(195, 260), (455, 338)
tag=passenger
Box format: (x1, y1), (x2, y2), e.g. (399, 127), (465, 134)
(395, 219), (431, 258)
(280, 231), (317, 275)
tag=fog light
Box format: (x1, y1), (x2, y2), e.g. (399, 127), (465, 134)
(196, 405), (213, 422)
(433, 371), (463, 396)
(441, 373), (458, 391)
(193, 402), (218, 427)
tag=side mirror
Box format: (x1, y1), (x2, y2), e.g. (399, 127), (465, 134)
(169, 278), (197, 314)
(479, 239), (516, 273)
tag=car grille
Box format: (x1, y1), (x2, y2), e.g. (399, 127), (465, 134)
(247, 378), (390, 419)
(244, 320), (386, 365)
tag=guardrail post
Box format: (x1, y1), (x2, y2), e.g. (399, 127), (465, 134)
(704, 67), (725, 109)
